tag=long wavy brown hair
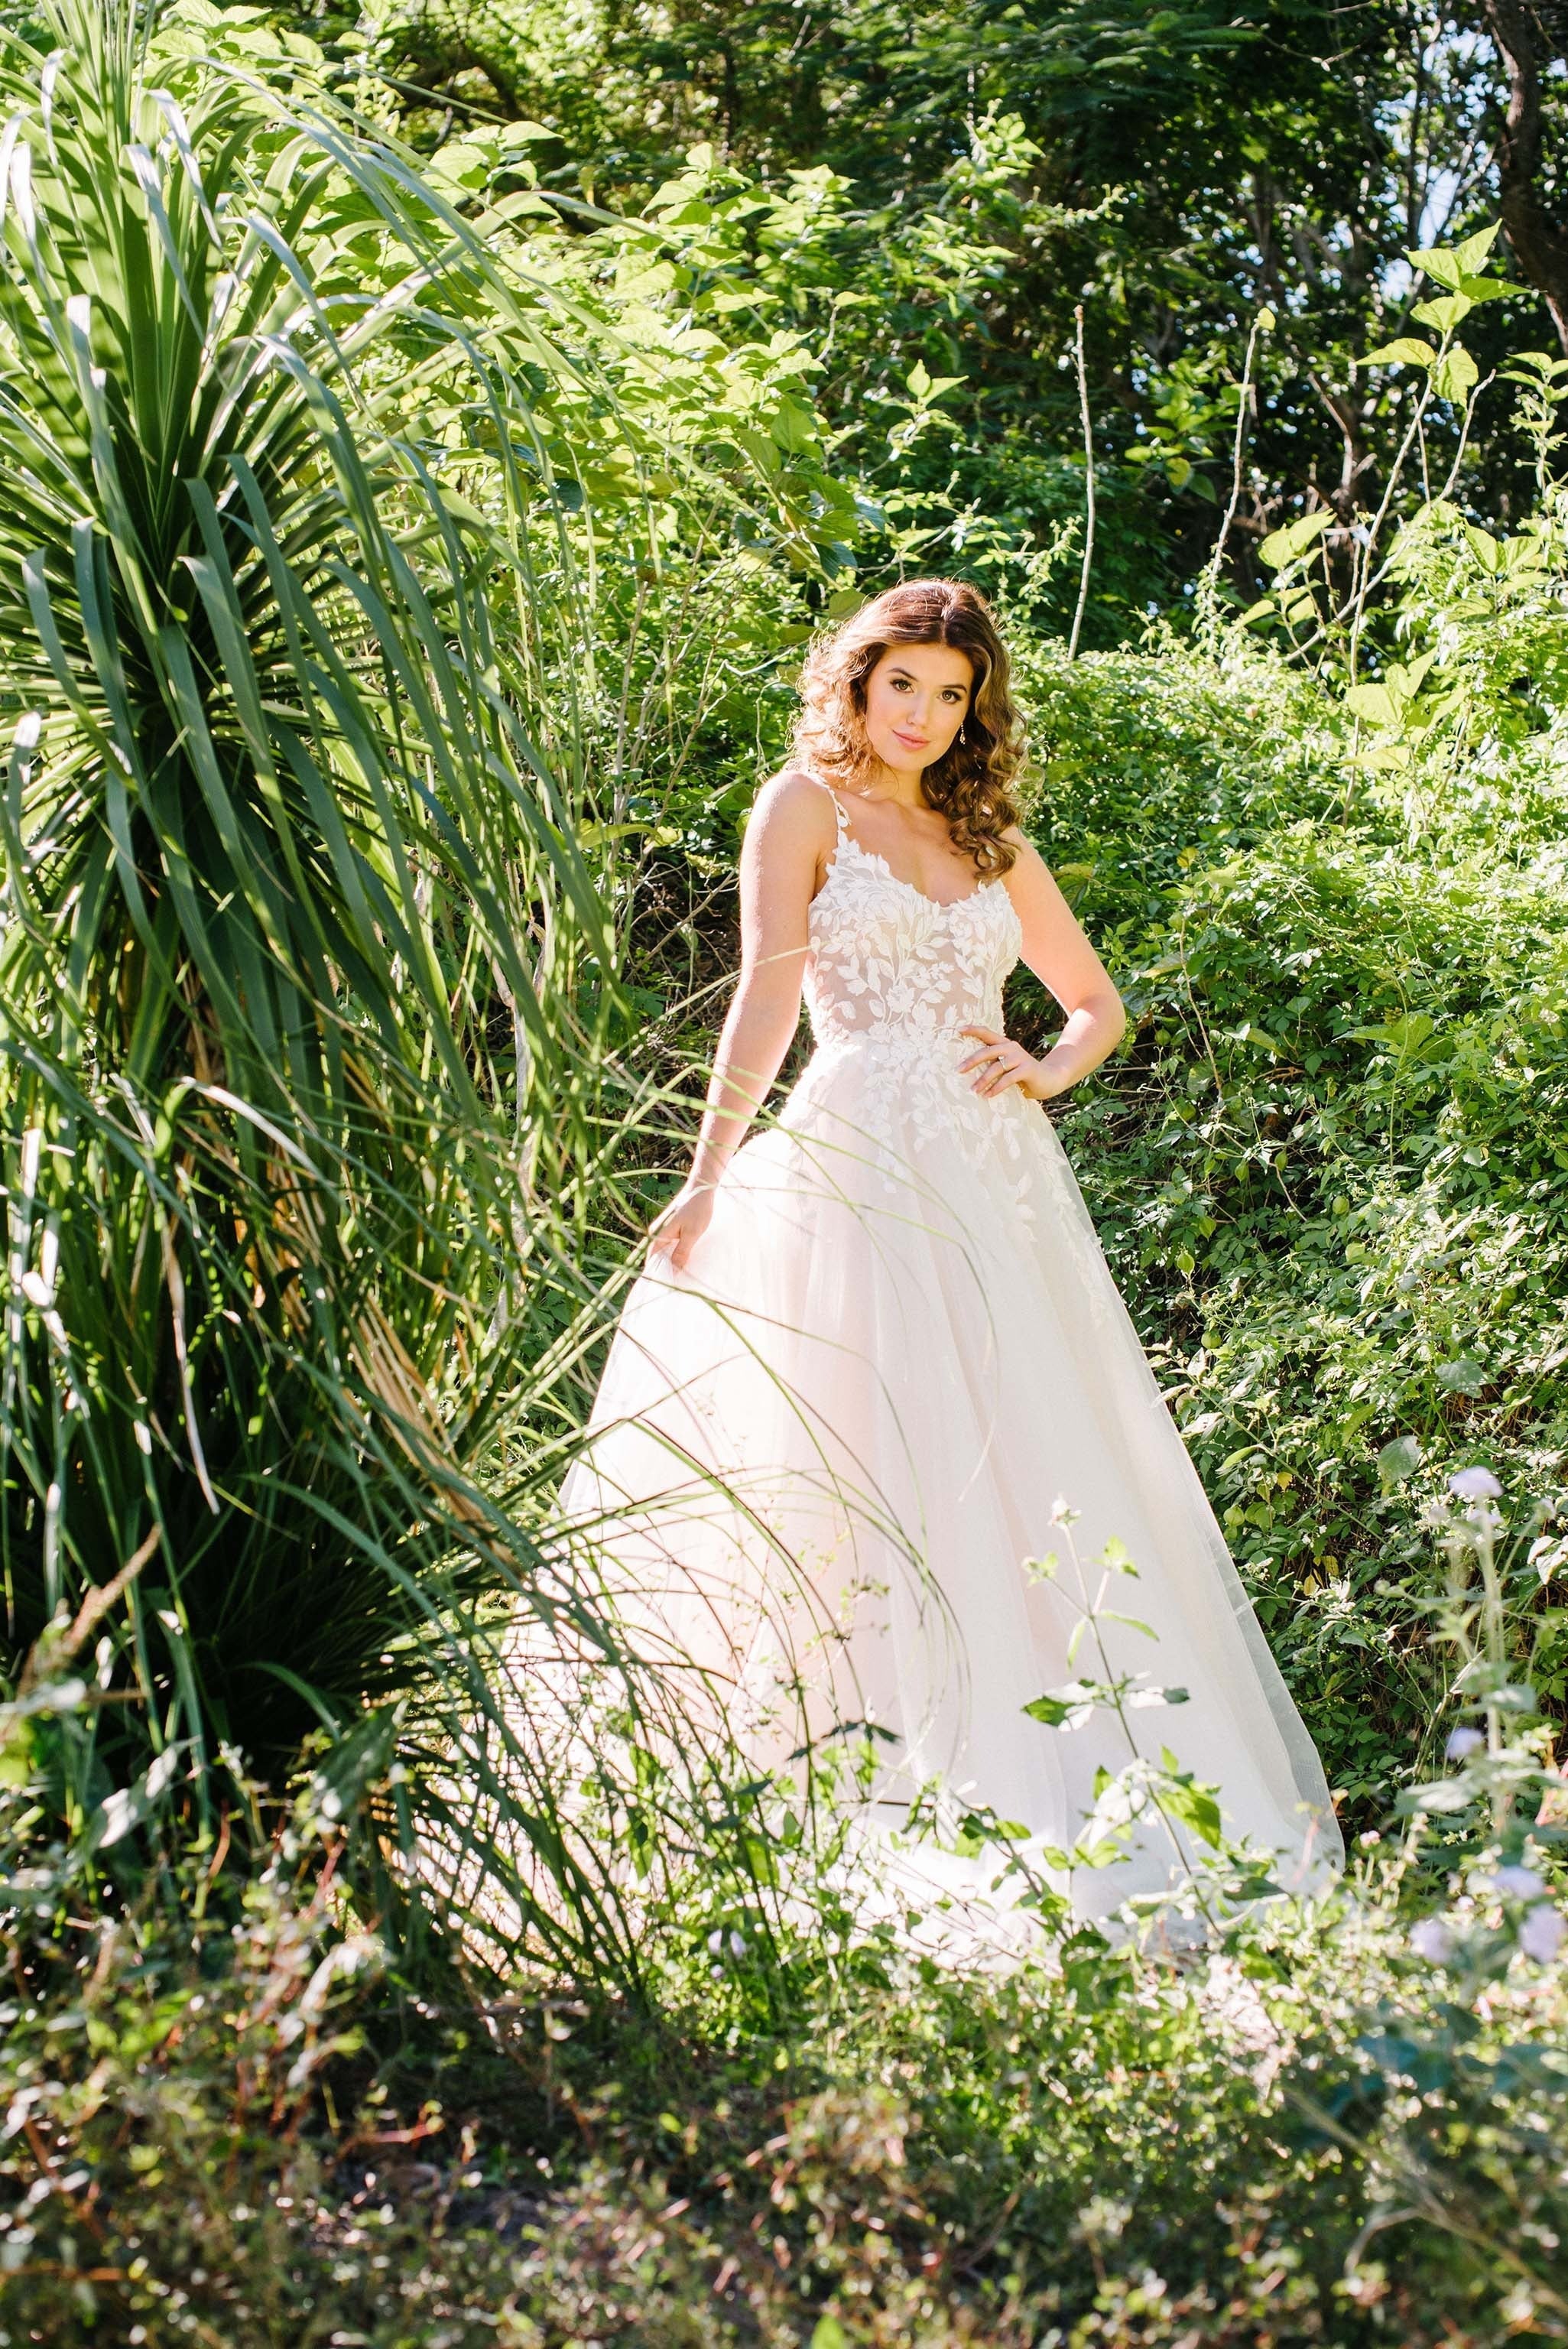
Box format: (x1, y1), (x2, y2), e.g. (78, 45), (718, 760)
(790, 578), (1025, 878)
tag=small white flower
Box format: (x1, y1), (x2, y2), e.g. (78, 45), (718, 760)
(1494, 1864), (1546, 1901)
(1446, 1727), (1485, 1759)
(706, 1928), (722, 1956)
(1409, 1915), (1453, 1964)
(729, 1929), (747, 1959)
(1448, 1466), (1502, 1502)
(1519, 1904), (1566, 1963)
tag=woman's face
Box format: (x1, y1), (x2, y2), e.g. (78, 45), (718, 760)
(861, 642), (975, 781)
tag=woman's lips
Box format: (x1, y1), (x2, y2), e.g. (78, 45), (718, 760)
(892, 730), (928, 749)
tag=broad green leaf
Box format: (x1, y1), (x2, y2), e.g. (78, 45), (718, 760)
(1378, 1434), (1422, 1488)
(1502, 534), (1548, 573)
(1160, 1777), (1224, 1849)
(1465, 523), (1503, 573)
(1364, 338), (1436, 368)
(1344, 681), (1400, 727)
(1024, 1690), (1088, 1728)
(770, 393), (817, 453)
(1258, 508), (1333, 570)
(1386, 651), (1437, 697)
(1345, 1010), (1437, 1056)
(1412, 291), (1473, 332)
(1432, 344), (1479, 403)
(1408, 242), (1465, 290)
(1453, 221), (1501, 274)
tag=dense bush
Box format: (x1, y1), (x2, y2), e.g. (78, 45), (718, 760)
(5, 1776), (1568, 2347)
(1021, 612), (1568, 1819)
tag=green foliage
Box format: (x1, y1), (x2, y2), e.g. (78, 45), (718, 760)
(1024, 551), (1568, 1815)
(0, 0), (853, 1983)
(335, 0), (1550, 633)
(5, 1769), (1568, 2345)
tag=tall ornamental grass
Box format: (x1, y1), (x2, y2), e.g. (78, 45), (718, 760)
(0, 0), (845, 1985)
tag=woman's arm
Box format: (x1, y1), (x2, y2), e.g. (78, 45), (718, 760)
(959, 830), (1127, 1102)
(651, 771), (831, 1266)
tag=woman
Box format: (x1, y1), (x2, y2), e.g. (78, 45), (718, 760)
(559, 578), (1339, 1915)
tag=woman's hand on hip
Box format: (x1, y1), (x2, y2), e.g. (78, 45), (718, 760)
(648, 1181), (717, 1271)
(958, 1024), (1060, 1101)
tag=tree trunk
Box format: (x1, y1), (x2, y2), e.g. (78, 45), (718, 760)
(1483, 0), (1568, 354)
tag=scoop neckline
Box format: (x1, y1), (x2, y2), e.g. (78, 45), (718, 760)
(807, 774), (1005, 911)
(828, 829), (1005, 911)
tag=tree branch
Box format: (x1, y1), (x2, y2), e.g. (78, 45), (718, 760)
(1484, 0), (1568, 353)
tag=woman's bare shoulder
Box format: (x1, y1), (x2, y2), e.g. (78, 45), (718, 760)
(998, 825), (1092, 938)
(999, 824), (1050, 876)
(749, 765), (839, 843)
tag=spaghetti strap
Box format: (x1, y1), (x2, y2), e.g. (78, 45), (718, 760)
(808, 774), (849, 837)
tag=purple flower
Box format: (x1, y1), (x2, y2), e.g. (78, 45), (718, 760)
(1494, 1864), (1546, 1901)
(1409, 1915), (1453, 1964)
(1520, 1905), (1566, 1963)
(1448, 1467), (1501, 1502)
(1446, 1727), (1485, 1759)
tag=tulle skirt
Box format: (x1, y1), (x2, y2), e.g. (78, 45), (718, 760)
(557, 1030), (1341, 1915)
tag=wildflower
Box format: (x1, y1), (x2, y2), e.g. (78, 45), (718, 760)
(1520, 1904), (1566, 1962)
(1448, 1466), (1501, 1502)
(1445, 1726), (1485, 1759)
(729, 1929), (747, 1959)
(1409, 1915), (1453, 1964)
(1493, 1863), (1546, 1900)
(1076, 2195), (1132, 2246)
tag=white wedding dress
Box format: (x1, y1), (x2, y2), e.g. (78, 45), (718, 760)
(557, 783), (1339, 1916)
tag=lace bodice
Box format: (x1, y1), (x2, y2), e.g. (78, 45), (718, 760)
(803, 786), (1023, 1048)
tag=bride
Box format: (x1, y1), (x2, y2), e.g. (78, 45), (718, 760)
(559, 577), (1339, 1914)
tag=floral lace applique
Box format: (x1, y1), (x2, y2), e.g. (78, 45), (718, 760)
(785, 785), (1037, 1215)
